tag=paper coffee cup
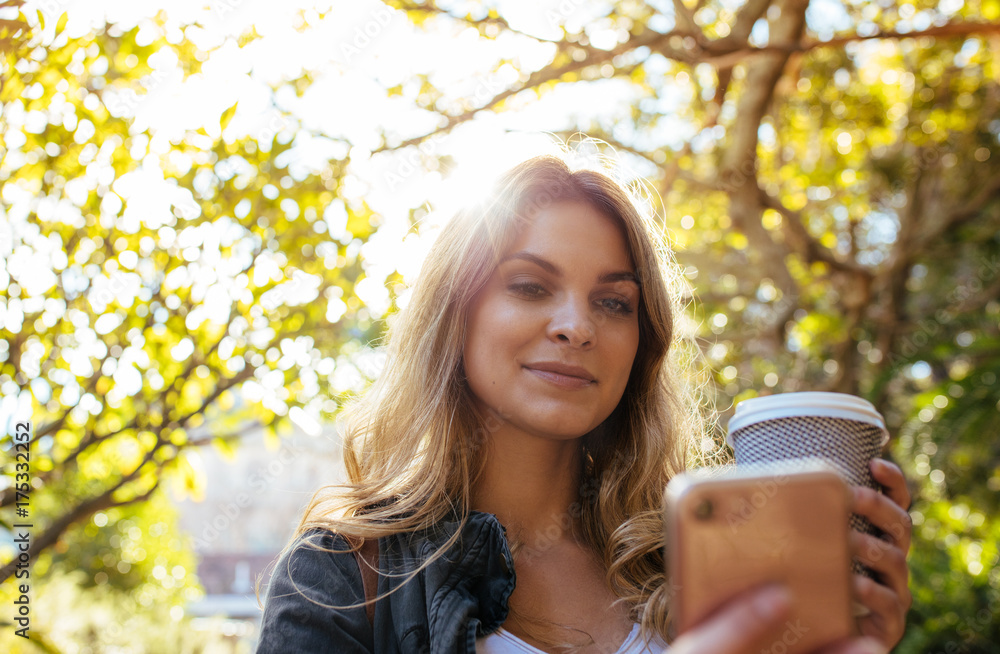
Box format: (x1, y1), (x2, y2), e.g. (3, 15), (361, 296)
(726, 392), (890, 584)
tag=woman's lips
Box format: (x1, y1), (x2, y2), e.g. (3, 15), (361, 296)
(523, 366), (596, 389)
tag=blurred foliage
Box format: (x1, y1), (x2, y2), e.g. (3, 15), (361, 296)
(0, 0), (391, 647)
(0, 493), (218, 652)
(0, 572), (236, 654)
(900, 498), (1000, 652)
(384, 0), (1000, 651)
(2, 0), (999, 651)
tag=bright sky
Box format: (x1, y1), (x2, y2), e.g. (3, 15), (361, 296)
(26, 0), (673, 298)
(6, 0), (671, 428)
(3, 0), (951, 431)
(16, 0), (907, 301)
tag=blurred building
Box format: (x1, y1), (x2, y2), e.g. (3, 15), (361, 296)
(172, 419), (346, 652)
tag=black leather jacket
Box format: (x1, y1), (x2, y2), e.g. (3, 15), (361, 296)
(255, 510), (516, 653)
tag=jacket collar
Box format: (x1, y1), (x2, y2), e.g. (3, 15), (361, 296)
(384, 509), (516, 649)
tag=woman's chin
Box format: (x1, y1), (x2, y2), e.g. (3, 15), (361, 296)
(522, 415), (601, 441)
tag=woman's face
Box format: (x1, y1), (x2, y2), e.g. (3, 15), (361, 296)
(463, 199), (641, 441)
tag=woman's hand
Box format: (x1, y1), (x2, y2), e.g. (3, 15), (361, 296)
(669, 585), (888, 654)
(847, 458), (913, 649)
(670, 460), (913, 654)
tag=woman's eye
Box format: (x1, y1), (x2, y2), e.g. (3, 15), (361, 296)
(600, 297), (634, 316)
(508, 282), (634, 316)
(508, 282), (546, 297)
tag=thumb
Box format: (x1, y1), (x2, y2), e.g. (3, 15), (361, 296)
(813, 636), (888, 654)
(670, 585), (793, 654)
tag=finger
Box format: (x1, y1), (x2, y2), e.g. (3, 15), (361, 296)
(852, 574), (913, 620)
(672, 585), (792, 654)
(869, 458), (911, 512)
(812, 636), (888, 654)
(852, 485), (913, 552)
(849, 531), (910, 604)
(854, 574), (908, 645)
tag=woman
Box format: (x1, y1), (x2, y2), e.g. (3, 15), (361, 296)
(255, 154), (912, 653)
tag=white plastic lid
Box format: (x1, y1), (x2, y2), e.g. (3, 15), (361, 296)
(726, 392), (889, 447)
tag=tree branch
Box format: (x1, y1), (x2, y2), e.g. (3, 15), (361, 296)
(705, 0), (772, 54)
(757, 186), (870, 274)
(384, 0), (565, 43)
(718, 0), (809, 310)
(671, 0), (704, 39)
(705, 20), (1000, 68)
(937, 172), (1000, 235)
(0, 473), (162, 584)
(372, 28), (690, 154)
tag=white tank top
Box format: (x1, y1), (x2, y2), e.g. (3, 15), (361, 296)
(476, 622), (670, 653)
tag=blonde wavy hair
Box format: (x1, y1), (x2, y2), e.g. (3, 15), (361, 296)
(265, 151), (718, 649)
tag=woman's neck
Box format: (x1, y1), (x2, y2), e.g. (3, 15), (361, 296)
(470, 422), (586, 548)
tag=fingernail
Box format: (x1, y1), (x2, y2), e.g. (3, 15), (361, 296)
(854, 638), (887, 654)
(752, 586), (791, 621)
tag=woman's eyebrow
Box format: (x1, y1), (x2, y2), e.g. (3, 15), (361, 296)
(499, 251), (639, 286)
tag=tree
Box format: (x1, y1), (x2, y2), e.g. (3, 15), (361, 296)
(0, 492), (222, 653)
(0, 1), (389, 588)
(367, 1), (1000, 650)
(3, 0), (998, 650)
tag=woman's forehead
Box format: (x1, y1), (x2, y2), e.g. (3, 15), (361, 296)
(503, 200), (634, 268)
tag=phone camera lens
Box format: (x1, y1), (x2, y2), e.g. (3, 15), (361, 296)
(694, 498), (713, 520)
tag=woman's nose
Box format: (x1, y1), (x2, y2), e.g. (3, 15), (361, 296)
(546, 297), (596, 347)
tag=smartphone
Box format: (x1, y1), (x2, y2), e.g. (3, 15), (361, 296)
(663, 462), (856, 652)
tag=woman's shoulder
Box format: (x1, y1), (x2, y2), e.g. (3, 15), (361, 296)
(257, 527), (374, 653)
(264, 526), (370, 597)
(267, 507), (509, 579)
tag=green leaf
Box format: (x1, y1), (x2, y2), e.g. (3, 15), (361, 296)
(220, 101), (238, 131)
